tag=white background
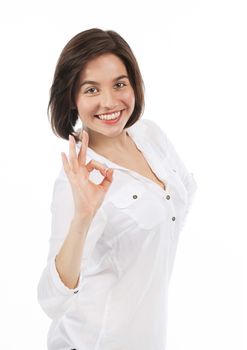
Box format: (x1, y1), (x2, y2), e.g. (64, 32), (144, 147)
(0, 0), (246, 349)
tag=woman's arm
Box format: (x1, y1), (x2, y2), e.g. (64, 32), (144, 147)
(37, 132), (112, 320)
(37, 176), (108, 320)
(55, 213), (94, 290)
(142, 119), (198, 284)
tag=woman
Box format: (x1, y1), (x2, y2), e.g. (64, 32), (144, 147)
(37, 28), (197, 350)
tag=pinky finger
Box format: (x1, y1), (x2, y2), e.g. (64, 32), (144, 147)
(61, 152), (71, 174)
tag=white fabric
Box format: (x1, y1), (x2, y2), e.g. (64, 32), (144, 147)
(37, 118), (197, 350)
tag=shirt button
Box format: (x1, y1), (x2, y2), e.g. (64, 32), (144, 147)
(133, 194), (138, 199)
(172, 216), (176, 221)
(74, 290), (79, 294)
(166, 195), (170, 200)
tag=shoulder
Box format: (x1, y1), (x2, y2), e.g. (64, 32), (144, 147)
(129, 118), (169, 156)
(130, 118), (168, 141)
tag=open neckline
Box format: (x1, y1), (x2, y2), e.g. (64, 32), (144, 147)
(87, 144), (167, 193)
(76, 122), (168, 194)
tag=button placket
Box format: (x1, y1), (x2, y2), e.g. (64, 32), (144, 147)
(163, 189), (176, 223)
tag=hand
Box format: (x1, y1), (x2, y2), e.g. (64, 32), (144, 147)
(61, 130), (114, 219)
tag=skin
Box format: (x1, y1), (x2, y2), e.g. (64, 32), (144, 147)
(56, 54), (166, 288)
(61, 53), (137, 219)
(57, 131), (114, 289)
(56, 53), (137, 288)
(74, 53), (136, 154)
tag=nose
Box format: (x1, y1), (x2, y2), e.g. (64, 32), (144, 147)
(100, 89), (118, 111)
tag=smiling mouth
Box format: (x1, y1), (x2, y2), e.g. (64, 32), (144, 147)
(94, 109), (123, 120)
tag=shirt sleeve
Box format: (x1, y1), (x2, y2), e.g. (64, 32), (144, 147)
(142, 119), (198, 285)
(37, 167), (107, 320)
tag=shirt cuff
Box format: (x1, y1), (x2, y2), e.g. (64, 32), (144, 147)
(49, 257), (82, 296)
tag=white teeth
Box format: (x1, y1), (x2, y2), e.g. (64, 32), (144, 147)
(97, 111), (121, 120)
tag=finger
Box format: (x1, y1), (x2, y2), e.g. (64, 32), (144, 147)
(69, 134), (79, 172)
(78, 130), (88, 166)
(99, 168), (114, 192)
(85, 159), (109, 176)
(61, 152), (71, 175)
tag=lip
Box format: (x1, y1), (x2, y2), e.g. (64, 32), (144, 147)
(95, 109), (123, 124)
(95, 109), (124, 117)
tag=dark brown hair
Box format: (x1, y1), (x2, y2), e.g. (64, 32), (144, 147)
(48, 28), (145, 142)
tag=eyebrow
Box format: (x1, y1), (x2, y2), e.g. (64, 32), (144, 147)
(79, 75), (129, 87)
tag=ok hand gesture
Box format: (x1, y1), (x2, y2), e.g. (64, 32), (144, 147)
(61, 130), (114, 220)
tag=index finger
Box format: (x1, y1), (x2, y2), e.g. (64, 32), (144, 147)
(78, 130), (89, 165)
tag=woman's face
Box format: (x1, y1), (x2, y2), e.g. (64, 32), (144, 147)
(75, 53), (135, 140)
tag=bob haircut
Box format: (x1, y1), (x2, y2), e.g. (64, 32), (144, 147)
(48, 28), (145, 143)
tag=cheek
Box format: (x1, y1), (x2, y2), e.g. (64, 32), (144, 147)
(76, 98), (96, 113)
(122, 89), (135, 106)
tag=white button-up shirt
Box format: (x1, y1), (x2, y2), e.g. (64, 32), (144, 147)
(37, 118), (197, 350)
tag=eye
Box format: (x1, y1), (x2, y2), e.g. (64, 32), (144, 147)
(85, 87), (98, 94)
(115, 82), (126, 88)
(84, 82), (126, 94)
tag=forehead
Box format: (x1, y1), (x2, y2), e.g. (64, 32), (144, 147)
(79, 53), (128, 80)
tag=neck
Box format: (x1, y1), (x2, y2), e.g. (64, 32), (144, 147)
(85, 128), (131, 155)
